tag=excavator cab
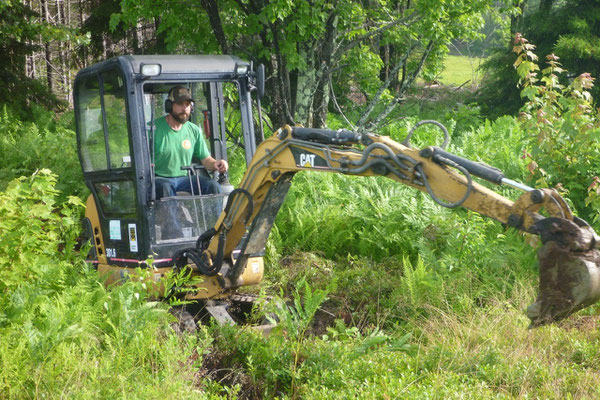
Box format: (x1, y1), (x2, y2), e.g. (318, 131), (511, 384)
(74, 55), (265, 295)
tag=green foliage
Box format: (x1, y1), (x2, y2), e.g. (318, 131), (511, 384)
(0, 105), (87, 201)
(399, 256), (437, 309)
(513, 35), (600, 219)
(112, 0), (505, 127)
(207, 287), (414, 398)
(585, 177), (600, 225)
(0, 171), (216, 398)
(267, 279), (330, 342)
(161, 265), (206, 306)
(268, 279), (330, 397)
(476, 50), (524, 119)
(270, 171), (439, 262)
(0, 170), (83, 301)
(457, 115), (528, 180)
(478, 0), (600, 118)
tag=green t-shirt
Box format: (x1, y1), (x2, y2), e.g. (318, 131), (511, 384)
(153, 116), (210, 177)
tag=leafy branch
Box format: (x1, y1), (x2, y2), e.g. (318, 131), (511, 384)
(513, 33), (600, 218)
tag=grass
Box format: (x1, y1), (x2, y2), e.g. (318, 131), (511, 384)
(210, 249), (600, 399)
(437, 55), (487, 87)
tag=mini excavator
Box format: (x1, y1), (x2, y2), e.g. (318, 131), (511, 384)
(74, 55), (600, 328)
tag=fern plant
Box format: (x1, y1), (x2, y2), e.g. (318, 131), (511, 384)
(264, 278), (330, 397)
(399, 256), (438, 310)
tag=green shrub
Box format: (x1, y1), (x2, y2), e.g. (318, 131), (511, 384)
(0, 170), (83, 303)
(513, 35), (600, 221)
(0, 105), (87, 202)
(0, 171), (216, 398)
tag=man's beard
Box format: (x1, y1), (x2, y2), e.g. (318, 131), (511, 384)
(171, 111), (189, 124)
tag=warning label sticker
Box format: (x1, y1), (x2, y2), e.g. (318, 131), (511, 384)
(128, 223), (138, 252)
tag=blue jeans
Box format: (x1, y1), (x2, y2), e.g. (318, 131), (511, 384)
(155, 176), (221, 199)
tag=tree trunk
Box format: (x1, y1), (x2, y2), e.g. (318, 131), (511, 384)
(380, 44), (390, 82)
(78, 0), (87, 68)
(312, 13), (337, 128)
(268, 54), (288, 128)
(135, 20), (144, 53)
(201, 0), (230, 54)
(56, 0), (68, 98)
(41, 0), (53, 91)
(269, 20), (294, 126)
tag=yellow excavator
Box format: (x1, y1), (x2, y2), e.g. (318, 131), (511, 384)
(74, 55), (600, 328)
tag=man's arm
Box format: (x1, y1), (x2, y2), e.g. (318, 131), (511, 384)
(201, 156), (228, 173)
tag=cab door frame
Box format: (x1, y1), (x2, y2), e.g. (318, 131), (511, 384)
(74, 58), (151, 264)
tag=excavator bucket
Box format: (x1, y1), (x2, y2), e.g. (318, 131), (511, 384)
(527, 217), (600, 328)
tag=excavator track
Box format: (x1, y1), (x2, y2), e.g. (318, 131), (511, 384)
(170, 294), (274, 332)
(229, 294), (273, 320)
(230, 293), (265, 305)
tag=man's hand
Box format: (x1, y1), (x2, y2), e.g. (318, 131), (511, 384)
(202, 156), (229, 173)
(214, 159), (228, 173)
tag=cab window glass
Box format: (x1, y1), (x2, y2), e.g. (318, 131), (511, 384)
(94, 180), (136, 216)
(103, 71), (131, 168)
(143, 82), (210, 168)
(77, 76), (107, 172)
(143, 82), (208, 129)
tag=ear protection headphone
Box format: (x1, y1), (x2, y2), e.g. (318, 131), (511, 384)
(164, 87), (175, 114)
(164, 86), (195, 114)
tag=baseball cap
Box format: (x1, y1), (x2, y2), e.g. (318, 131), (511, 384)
(168, 86), (195, 104)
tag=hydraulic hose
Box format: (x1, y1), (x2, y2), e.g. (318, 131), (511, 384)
(173, 247), (220, 276)
(223, 188), (254, 224)
(291, 126), (363, 145)
(402, 120), (450, 149)
(416, 156), (473, 208)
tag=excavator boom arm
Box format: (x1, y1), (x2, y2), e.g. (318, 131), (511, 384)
(205, 127), (565, 276)
(189, 124), (600, 328)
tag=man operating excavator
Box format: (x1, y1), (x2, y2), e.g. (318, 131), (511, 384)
(153, 85), (228, 199)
